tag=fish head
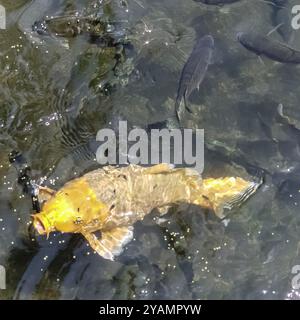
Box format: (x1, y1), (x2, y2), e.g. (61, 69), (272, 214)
(32, 177), (109, 236)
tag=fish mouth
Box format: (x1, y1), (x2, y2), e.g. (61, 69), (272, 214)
(32, 20), (49, 35)
(32, 215), (47, 235)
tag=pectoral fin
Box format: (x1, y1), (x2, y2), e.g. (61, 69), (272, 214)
(82, 226), (133, 261)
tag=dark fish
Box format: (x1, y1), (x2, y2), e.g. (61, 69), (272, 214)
(194, 0), (241, 4)
(237, 32), (300, 63)
(175, 35), (214, 120)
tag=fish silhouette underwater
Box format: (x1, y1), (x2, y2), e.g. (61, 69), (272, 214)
(32, 164), (261, 260)
(175, 35), (214, 121)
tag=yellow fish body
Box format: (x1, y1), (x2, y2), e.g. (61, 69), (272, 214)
(32, 164), (260, 260)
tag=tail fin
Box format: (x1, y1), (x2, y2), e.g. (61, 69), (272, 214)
(175, 96), (189, 122)
(200, 176), (262, 219)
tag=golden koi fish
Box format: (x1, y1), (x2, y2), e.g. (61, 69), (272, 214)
(32, 164), (260, 260)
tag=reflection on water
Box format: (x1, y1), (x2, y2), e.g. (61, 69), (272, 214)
(1, 0), (300, 299)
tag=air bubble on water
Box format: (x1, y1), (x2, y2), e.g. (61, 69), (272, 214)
(286, 289), (300, 299)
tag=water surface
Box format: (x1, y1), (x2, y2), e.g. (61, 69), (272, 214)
(1, 0), (300, 300)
